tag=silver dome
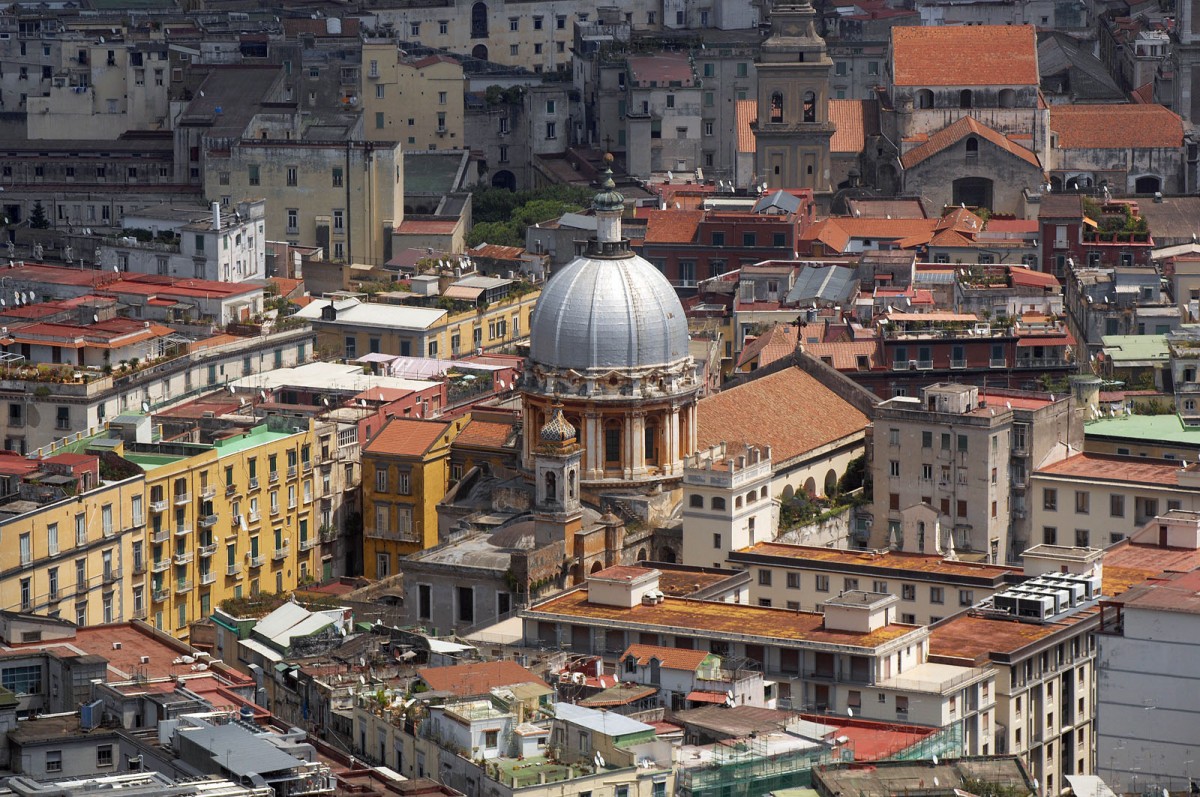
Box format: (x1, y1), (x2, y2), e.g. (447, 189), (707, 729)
(529, 252), (690, 372)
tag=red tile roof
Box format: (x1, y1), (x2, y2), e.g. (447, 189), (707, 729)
(697, 365), (870, 465)
(738, 324), (800, 369)
(363, 418), (453, 458)
(418, 660), (549, 697)
(736, 99), (757, 154)
(1035, 452), (1184, 487)
(1050, 103), (1184, 149)
(622, 643), (712, 671)
(901, 117), (1042, 170)
(454, 419), (516, 449)
(802, 339), (882, 370)
(397, 220), (458, 235)
(891, 25), (1039, 86)
(829, 100), (867, 154)
(643, 209), (704, 243)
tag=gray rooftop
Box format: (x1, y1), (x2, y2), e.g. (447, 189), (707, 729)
(178, 722), (311, 777)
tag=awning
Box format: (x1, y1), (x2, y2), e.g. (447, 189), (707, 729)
(1017, 335), (1073, 347)
(442, 285), (483, 301)
(686, 690), (729, 705)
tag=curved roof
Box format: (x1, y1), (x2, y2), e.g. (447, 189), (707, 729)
(529, 251), (690, 372)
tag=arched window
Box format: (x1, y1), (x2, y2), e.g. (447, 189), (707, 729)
(545, 471), (557, 504)
(568, 469), (576, 499)
(803, 90), (816, 122)
(1186, 399), (1196, 411)
(735, 496), (744, 509)
(965, 136), (979, 157)
(644, 421), (658, 464)
(770, 92), (784, 123)
(746, 490), (757, 504)
(998, 88), (1016, 108)
(916, 89), (933, 109)
(712, 497), (726, 510)
(1135, 175), (1162, 194)
(471, 2), (488, 38)
(760, 486), (768, 499)
(689, 494), (704, 508)
(917, 520), (926, 549)
(604, 420), (621, 465)
(960, 89), (973, 108)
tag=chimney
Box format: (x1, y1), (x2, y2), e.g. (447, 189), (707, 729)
(212, 202), (221, 231)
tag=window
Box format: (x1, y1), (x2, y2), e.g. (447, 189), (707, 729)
(1075, 529), (1090, 547)
(545, 121), (557, 139)
(1075, 491), (1089, 514)
(930, 587), (944, 604)
(533, 15), (543, 29)
(2, 664), (41, 695)
(286, 208), (298, 233)
(844, 578), (859, 591)
(332, 167), (343, 187)
(787, 572), (801, 589)
(19, 533), (30, 566)
(1044, 488), (1058, 511)
(286, 166), (298, 187)
(48, 523), (58, 555)
(815, 575), (829, 592)
(1110, 494), (1125, 517)
(509, 17), (519, 31)
(758, 569), (772, 586)
(333, 209), (344, 231)
(97, 745), (113, 767)
(873, 580), (888, 593)
(439, 20), (448, 34)
(959, 589), (974, 606)
(712, 533), (721, 549)
(901, 584), (916, 601)
(248, 164), (260, 185)
(889, 460), (900, 477)
(1044, 526), (1058, 545)
(45, 751), (62, 773)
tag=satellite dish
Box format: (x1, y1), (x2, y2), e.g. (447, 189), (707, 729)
(359, 675), (366, 684)
(667, 170), (673, 181)
(933, 778), (940, 787)
(932, 754), (938, 766)
(141, 400), (150, 413)
(322, 397), (330, 406)
(260, 390), (267, 401)
(847, 707), (854, 717)
(240, 398), (247, 407)
(93, 314), (99, 323)
(227, 384), (236, 395)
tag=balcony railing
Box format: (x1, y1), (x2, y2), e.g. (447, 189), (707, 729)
(299, 538), (318, 551)
(249, 477), (260, 490)
(150, 500), (168, 513)
(201, 485), (216, 500)
(200, 571), (216, 586)
(174, 551), (193, 565)
(990, 358), (1008, 368)
(132, 560), (146, 575)
(102, 567), (120, 584)
(269, 471), (279, 484)
(174, 492), (190, 506)
(950, 358), (968, 369)
(132, 607), (148, 620)
(198, 543), (217, 557)
(226, 484), (237, 497)
(174, 524), (192, 537)
(199, 513), (219, 529)
(131, 514), (145, 528)
(247, 555), (264, 568)
(152, 588), (170, 603)
(272, 545), (290, 561)
(226, 563), (242, 577)
(302, 460), (313, 472)
(175, 580), (193, 594)
(151, 558), (170, 573)
(151, 528), (170, 544)
(288, 465), (297, 479)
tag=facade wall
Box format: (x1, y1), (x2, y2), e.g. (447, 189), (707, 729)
(1029, 472), (1200, 548)
(361, 44), (465, 152)
(902, 143), (1045, 217)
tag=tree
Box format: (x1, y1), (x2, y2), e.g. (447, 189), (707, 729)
(467, 220), (523, 248)
(29, 201), (49, 229)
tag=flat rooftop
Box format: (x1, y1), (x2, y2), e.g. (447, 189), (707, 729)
(212, 424), (300, 457)
(526, 588), (920, 650)
(1085, 414), (1200, 447)
(732, 542), (1019, 582)
(1035, 452), (1185, 487)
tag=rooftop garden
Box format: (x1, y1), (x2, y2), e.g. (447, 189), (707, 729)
(1083, 198), (1150, 242)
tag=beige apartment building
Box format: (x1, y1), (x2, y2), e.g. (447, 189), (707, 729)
(681, 443), (778, 570)
(361, 42), (465, 152)
(1031, 453), (1200, 548)
(871, 384), (1013, 563)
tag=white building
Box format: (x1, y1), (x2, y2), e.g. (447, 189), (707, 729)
(681, 442), (776, 569)
(100, 200), (267, 282)
(1096, 511), (1200, 792)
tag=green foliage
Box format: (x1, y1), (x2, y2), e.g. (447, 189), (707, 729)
(467, 184), (595, 246)
(468, 220), (523, 248)
(837, 455), (866, 495)
(483, 84), (525, 107)
(960, 779), (1030, 797)
(29, 201), (49, 229)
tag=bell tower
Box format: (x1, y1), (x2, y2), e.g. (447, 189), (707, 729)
(753, 0), (836, 192)
(533, 404), (583, 546)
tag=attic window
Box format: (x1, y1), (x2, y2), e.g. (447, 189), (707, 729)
(966, 137), (979, 158)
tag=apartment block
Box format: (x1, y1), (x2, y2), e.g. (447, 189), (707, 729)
(361, 43), (464, 152)
(681, 443), (776, 569)
(870, 384), (1013, 562)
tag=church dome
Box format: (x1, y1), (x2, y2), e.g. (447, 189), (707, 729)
(529, 254), (690, 371)
(529, 162), (690, 373)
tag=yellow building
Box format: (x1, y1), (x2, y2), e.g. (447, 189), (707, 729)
(0, 453), (146, 627)
(123, 419), (320, 639)
(361, 416), (469, 578)
(362, 42), (465, 151)
(296, 283), (540, 359)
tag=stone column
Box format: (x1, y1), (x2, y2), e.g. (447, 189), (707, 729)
(584, 412), (601, 479)
(666, 405), (681, 475)
(631, 411), (647, 477)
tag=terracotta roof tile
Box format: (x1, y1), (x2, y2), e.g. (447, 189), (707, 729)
(901, 116), (1041, 170)
(1050, 103), (1183, 148)
(891, 25), (1039, 86)
(1035, 452), (1183, 486)
(364, 418), (453, 457)
(643, 209), (705, 243)
(397, 219), (458, 234)
(738, 323), (800, 369)
(736, 99), (757, 154)
(455, 419), (516, 449)
(697, 365), (870, 465)
(801, 339), (881, 370)
(418, 660), (549, 697)
(829, 100), (867, 154)
(622, 643), (712, 671)
(800, 217), (939, 253)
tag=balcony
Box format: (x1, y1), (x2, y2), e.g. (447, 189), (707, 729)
(131, 514), (145, 528)
(151, 558), (170, 573)
(132, 560), (146, 575)
(302, 460), (313, 472)
(152, 588), (170, 603)
(1015, 356), (1071, 369)
(950, 358), (968, 369)
(249, 477), (260, 490)
(174, 524), (192, 537)
(174, 551), (193, 565)
(288, 465), (297, 479)
(199, 571), (216, 586)
(320, 526), (338, 543)
(175, 580), (193, 595)
(299, 538), (318, 551)
(102, 567), (120, 584)
(226, 484), (237, 497)
(269, 470), (279, 484)
(132, 607), (147, 620)
(226, 563), (242, 577)
(151, 528), (170, 544)
(201, 485), (216, 500)
(47, 588), (59, 602)
(174, 492), (190, 506)
(198, 543), (217, 558)
(990, 358), (1008, 368)
(247, 555), (264, 568)
(270, 503), (281, 516)
(248, 512), (261, 524)
(272, 544), (290, 562)
(199, 513), (219, 529)
(150, 500), (168, 513)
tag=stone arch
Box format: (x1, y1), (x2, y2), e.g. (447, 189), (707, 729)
(782, 484), (795, 501)
(659, 546), (677, 564)
(959, 89), (973, 108)
(916, 89), (933, 109)
(1050, 175), (1063, 192)
(802, 90), (816, 122)
(998, 88), (1016, 108)
(965, 136), (979, 156)
(1135, 174), (1161, 194)
(803, 477), (817, 496)
(545, 471), (557, 504)
(590, 560), (603, 574)
(824, 469), (838, 496)
(770, 92), (784, 123)
(491, 169), (516, 190)
(637, 547), (648, 561)
(567, 469), (576, 499)
(953, 176), (993, 210)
